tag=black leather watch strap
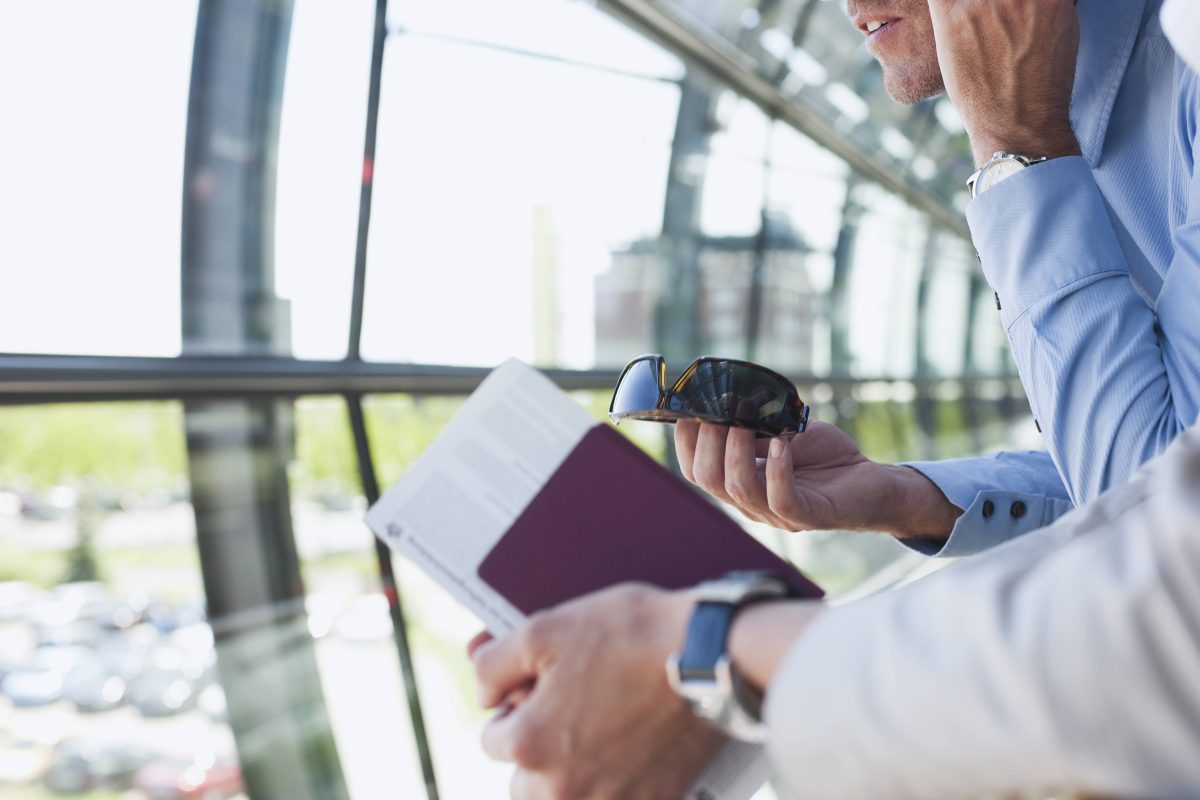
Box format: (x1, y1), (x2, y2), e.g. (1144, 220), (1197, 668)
(667, 570), (799, 740)
(675, 599), (763, 683)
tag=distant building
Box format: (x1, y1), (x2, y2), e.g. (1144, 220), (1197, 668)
(594, 219), (820, 373)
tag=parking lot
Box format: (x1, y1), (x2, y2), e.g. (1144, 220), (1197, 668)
(0, 501), (511, 799)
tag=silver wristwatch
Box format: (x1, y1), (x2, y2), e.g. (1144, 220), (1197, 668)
(966, 151), (1048, 199)
(665, 571), (792, 743)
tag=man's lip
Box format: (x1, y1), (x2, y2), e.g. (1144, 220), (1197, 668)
(850, 13), (899, 35)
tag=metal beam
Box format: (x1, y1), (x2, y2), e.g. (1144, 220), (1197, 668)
(347, 0), (390, 360)
(594, 0), (972, 241)
(180, 3), (348, 799)
(0, 353), (1024, 405)
(347, 394), (440, 800)
(0, 354), (615, 403)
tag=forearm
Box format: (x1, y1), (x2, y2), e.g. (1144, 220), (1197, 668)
(873, 463), (962, 541)
(726, 600), (823, 693)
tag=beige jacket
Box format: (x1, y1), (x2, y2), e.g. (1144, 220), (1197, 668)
(765, 424), (1200, 799)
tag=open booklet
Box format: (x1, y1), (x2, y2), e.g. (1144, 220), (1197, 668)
(365, 358), (823, 800)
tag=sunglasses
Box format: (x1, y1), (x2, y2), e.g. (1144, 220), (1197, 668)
(608, 355), (810, 438)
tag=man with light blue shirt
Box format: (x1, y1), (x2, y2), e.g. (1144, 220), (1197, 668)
(675, 0), (1200, 558)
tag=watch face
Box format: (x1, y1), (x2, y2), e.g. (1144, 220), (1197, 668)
(978, 158), (1025, 193)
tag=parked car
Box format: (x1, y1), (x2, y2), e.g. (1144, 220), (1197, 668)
(18, 486), (76, 520)
(62, 626), (157, 713)
(35, 619), (104, 649)
(31, 583), (109, 647)
(63, 661), (127, 713)
(197, 683), (227, 724)
(0, 658), (14, 685)
(126, 645), (213, 717)
(0, 734), (52, 786)
(89, 592), (150, 631)
(146, 599), (206, 635)
(93, 623), (160, 673)
(43, 737), (149, 794)
(0, 581), (46, 622)
(1, 645), (92, 707)
(135, 753), (242, 800)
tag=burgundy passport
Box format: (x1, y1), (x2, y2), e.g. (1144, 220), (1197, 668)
(477, 424), (823, 615)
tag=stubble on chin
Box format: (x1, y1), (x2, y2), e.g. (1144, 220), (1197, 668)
(881, 59), (946, 105)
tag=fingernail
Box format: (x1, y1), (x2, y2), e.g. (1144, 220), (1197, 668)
(769, 438), (784, 458)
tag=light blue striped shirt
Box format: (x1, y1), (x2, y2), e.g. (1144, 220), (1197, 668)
(904, 0), (1200, 556)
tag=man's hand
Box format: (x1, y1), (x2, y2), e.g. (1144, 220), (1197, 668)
(928, 0), (1081, 165)
(471, 584), (725, 799)
(675, 420), (961, 540)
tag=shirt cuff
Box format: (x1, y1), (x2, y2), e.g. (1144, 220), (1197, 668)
(898, 457), (1075, 558)
(966, 156), (1129, 332)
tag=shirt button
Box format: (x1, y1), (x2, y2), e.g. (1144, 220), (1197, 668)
(982, 500), (995, 518)
(1010, 501), (1027, 519)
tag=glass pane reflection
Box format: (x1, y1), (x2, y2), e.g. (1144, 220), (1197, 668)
(362, 9), (682, 370)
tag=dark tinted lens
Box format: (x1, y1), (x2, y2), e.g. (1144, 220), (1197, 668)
(668, 360), (799, 434)
(609, 357), (664, 415)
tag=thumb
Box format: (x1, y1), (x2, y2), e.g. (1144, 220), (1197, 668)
(466, 630), (493, 659)
(472, 619), (553, 709)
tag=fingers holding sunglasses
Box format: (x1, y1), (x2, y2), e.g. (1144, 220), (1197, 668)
(677, 420), (813, 529)
(690, 423), (738, 504)
(723, 427), (788, 527)
(673, 420), (700, 484)
(764, 436), (813, 531)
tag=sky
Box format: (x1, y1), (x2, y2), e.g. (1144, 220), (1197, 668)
(0, 0), (980, 376)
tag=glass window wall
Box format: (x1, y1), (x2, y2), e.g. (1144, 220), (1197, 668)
(0, 1), (1035, 798)
(362, 0), (683, 370)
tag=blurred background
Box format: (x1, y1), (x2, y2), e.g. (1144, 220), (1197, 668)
(0, 0), (1037, 797)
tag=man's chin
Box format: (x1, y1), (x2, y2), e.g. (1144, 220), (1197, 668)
(882, 70), (946, 105)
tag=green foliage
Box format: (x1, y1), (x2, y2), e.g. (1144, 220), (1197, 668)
(0, 544), (63, 586)
(292, 398), (360, 494)
(361, 396), (468, 487)
(0, 402), (186, 491)
(853, 400), (919, 463)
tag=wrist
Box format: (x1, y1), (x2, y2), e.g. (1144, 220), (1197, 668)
(667, 576), (818, 742)
(969, 127), (1081, 168)
(877, 464), (962, 540)
(727, 600), (822, 694)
